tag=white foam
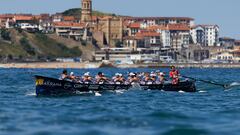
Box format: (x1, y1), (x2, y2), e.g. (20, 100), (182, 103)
(25, 92), (36, 96)
(229, 82), (240, 87)
(95, 92), (102, 96)
(76, 91), (93, 95)
(198, 90), (207, 93)
(115, 90), (125, 94)
(130, 83), (142, 90)
(178, 90), (185, 93)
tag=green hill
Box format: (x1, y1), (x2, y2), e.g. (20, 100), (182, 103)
(0, 29), (82, 62)
(62, 8), (116, 17)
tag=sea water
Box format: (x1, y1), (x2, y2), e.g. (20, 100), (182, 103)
(0, 68), (240, 135)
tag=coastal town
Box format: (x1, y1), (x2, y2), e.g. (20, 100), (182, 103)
(0, 0), (239, 67)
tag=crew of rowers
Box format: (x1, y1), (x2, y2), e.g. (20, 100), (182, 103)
(60, 66), (180, 85)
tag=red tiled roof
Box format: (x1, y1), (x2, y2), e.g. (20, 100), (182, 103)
(14, 16), (33, 21)
(129, 23), (140, 28)
(168, 24), (190, 31)
(63, 16), (75, 21)
(0, 14), (14, 19)
(54, 22), (85, 27)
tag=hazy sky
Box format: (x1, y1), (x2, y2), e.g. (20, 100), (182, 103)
(0, 0), (239, 39)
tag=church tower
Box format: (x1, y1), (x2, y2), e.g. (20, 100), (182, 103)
(81, 0), (92, 22)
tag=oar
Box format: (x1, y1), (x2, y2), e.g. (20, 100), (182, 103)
(181, 75), (229, 89)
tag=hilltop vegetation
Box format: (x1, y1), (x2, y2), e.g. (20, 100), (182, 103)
(0, 28), (83, 62)
(62, 8), (116, 17)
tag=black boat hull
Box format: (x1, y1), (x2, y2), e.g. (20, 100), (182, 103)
(35, 75), (196, 96)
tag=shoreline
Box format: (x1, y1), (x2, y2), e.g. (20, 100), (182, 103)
(0, 62), (240, 69)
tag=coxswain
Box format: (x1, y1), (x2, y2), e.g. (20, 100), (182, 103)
(95, 72), (109, 84)
(82, 72), (92, 84)
(169, 66), (180, 84)
(60, 69), (69, 80)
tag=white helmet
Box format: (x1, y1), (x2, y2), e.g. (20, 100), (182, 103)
(84, 72), (90, 76)
(160, 72), (165, 76)
(70, 72), (74, 76)
(129, 72), (135, 76)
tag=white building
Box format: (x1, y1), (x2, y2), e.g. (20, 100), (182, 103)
(125, 17), (195, 27)
(191, 25), (219, 46)
(54, 22), (86, 40)
(168, 24), (191, 50)
(211, 51), (234, 62)
(18, 23), (38, 29)
(148, 25), (171, 49)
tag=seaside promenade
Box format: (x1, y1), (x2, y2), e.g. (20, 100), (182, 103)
(0, 62), (240, 69)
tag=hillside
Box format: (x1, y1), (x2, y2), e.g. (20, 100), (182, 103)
(62, 8), (117, 17)
(0, 29), (86, 62)
(0, 8), (116, 62)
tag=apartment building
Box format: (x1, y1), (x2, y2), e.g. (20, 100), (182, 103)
(54, 22), (86, 40)
(191, 25), (219, 46)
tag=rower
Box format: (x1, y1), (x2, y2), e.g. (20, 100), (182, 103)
(150, 73), (157, 84)
(82, 72), (92, 84)
(113, 73), (125, 84)
(69, 72), (81, 82)
(169, 66), (180, 84)
(95, 72), (109, 84)
(143, 72), (151, 84)
(158, 72), (167, 84)
(69, 72), (76, 80)
(60, 69), (69, 80)
(128, 72), (139, 84)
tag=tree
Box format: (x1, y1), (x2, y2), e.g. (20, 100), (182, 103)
(1, 29), (11, 41)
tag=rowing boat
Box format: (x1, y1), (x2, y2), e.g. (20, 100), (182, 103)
(35, 75), (196, 96)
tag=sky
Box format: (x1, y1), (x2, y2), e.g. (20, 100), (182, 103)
(0, 0), (239, 39)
